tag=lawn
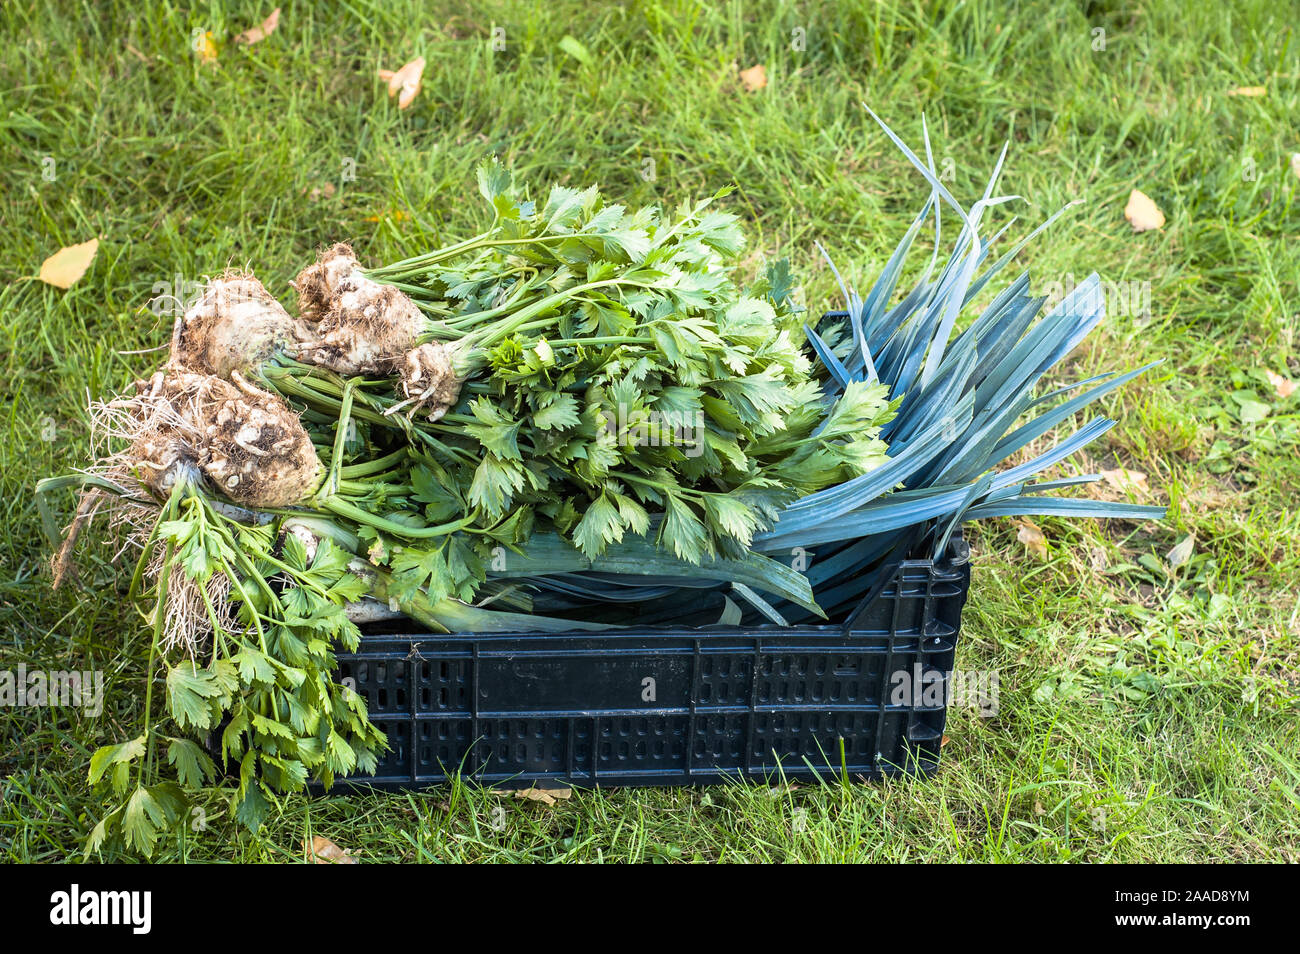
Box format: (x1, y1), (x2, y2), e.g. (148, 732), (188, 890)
(1, 0), (1297, 862)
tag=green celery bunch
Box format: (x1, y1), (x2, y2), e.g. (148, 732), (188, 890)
(260, 163), (896, 581)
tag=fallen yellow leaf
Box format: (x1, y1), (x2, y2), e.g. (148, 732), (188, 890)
(235, 7), (280, 45)
(738, 63), (767, 92)
(195, 30), (218, 65)
(1124, 189), (1165, 232)
(1101, 467), (1149, 497)
(306, 835), (356, 863)
(1014, 519), (1047, 559)
(39, 238), (99, 289)
(1264, 369), (1296, 400)
(1227, 86), (1266, 97)
(378, 56), (425, 110)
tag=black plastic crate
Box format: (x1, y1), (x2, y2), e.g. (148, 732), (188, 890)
(332, 536), (971, 790)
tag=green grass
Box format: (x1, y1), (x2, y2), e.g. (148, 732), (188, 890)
(2, 0), (1298, 862)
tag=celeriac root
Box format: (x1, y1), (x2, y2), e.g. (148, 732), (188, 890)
(392, 342), (462, 420)
(292, 244), (425, 375)
(89, 369), (323, 508)
(199, 371), (324, 507)
(171, 272), (307, 378)
(56, 369), (320, 653)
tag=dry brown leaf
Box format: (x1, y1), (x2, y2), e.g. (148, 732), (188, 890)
(236, 8), (280, 45)
(1014, 519), (1047, 559)
(378, 56), (425, 110)
(195, 30), (218, 65)
(512, 784), (572, 806)
(1264, 369), (1296, 399)
(306, 835), (356, 863)
(1124, 189), (1165, 232)
(738, 63), (767, 92)
(1227, 86), (1266, 97)
(39, 238), (99, 289)
(1101, 467), (1149, 497)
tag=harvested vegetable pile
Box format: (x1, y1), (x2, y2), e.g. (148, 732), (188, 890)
(41, 113), (1164, 855)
